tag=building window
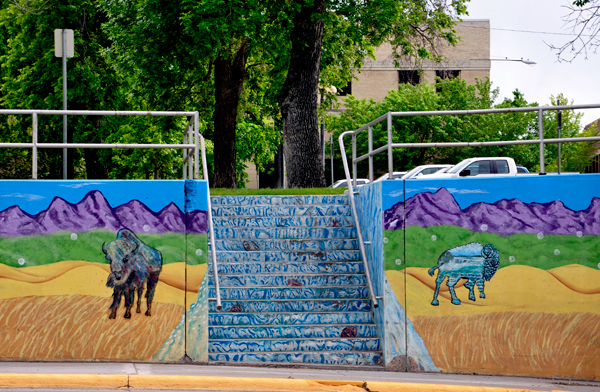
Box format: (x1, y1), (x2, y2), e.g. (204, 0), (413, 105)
(398, 71), (420, 85)
(435, 70), (460, 92)
(338, 82), (352, 96)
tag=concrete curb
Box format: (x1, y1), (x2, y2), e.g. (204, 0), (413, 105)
(0, 374), (572, 392)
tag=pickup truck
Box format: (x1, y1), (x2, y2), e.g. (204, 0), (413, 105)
(418, 157), (519, 179)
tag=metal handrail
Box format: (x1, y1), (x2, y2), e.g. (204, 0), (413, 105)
(0, 109), (221, 309)
(338, 103), (600, 310)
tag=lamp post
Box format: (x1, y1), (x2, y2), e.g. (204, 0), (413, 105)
(490, 57), (537, 65)
(54, 29), (74, 179)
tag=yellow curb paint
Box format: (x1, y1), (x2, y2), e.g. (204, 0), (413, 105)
(365, 382), (569, 392)
(129, 375), (369, 391)
(0, 374), (129, 389)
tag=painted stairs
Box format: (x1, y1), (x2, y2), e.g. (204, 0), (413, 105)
(207, 195), (382, 366)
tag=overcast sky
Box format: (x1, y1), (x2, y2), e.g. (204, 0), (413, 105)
(466, 0), (600, 128)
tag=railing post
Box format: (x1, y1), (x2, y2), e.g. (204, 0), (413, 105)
(368, 125), (373, 182)
(539, 109), (545, 174)
(32, 113), (38, 179)
(387, 112), (393, 177)
(194, 113), (200, 179)
(352, 134), (357, 187)
(183, 127), (187, 180)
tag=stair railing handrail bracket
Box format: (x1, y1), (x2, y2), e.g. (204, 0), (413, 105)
(339, 102), (600, 312)
(0, 108), (221, 310)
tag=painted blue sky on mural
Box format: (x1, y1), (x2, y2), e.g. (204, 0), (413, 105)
(0, 180), (207, 214)
(382, 174), (600, 212)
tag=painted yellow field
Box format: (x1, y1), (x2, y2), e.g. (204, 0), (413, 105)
(387, 264), (600, 380)
(0, 261), (208, 361)
(387, 264), (600, 317)
(0, 261), (207, 308)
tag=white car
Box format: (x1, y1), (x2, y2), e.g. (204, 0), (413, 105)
(373, 171), (407, 182)
(418, 157), (519, 179)
(331, 178), (370, 188)
(402, 164), (453, 179)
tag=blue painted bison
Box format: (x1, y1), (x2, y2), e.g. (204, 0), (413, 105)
(428, 242), (500, 306)
(103, 228), (163, 319)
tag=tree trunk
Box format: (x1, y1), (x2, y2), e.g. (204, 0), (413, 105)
(280, 0), (326, 188)
(213, 41), (249, 188)
(84, 149), (109, 179)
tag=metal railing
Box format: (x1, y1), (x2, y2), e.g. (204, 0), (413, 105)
(0, 109), (222, 310)
(339, 103), (600, 309)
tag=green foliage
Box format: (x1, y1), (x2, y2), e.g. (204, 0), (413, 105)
(327, 80), (587, 176)
(384, 226), (600, 272)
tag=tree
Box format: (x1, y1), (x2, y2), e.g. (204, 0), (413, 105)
(102, 0), (288, 187)
(550, 0), (600, 61)
(280, 0), (469, 188)
(326, 78), (586, 177)
(0, 0), (121, 179)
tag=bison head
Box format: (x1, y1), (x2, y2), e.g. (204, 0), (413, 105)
(102, 239), (139, 286)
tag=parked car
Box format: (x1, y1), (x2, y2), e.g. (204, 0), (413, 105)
(402, 164), (453, 179)
(418, 157), (520, 179)
(516, 165), (529, 173)
(331, 178), (370, 188)
(373, 171), (407, 182)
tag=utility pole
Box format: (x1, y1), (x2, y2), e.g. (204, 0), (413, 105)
(54, 29), (74, 179)
(557, 99), (562, 174)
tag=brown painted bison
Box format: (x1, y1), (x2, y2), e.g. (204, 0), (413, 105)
(103, 228), (162, 319)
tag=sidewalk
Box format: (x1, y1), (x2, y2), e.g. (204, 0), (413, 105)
(0, 362), (598, 392)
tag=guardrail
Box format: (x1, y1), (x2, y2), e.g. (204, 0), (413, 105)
(0, 109), (222, 310)
(339, 103), (600, 309)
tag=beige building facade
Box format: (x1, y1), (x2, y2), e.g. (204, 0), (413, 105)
(348, 19), (490, 102)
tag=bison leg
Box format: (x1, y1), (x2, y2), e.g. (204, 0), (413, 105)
(431, 272), (445, 306)
(123, 286), (135, 319)
(109, 288), (122, 319)
(446, 276), (461, 305)
(136, 285), (144, 313)
(145, 273), (160, 316)
(464, 280), (476, 301)
(477, 279), (486, 299)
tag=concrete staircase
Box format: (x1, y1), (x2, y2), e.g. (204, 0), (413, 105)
(207, 195), (382, 366)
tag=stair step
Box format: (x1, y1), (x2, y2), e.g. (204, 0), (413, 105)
(209, 299), (372, 313)
(212, 227), (357, 240)
(211, 239), (359, 252)
(210, 250), (361, 262)
(208, 351), (383, 366)
(209, 261), (364, 274)
(209, 287), (370, 301)
(210, 274), (366, 287)
(209, 312), (374, 326)
(209, 338), (380, 353)
(211, 195), (349, 206)
(208, 324), (377, 339)
(212, 205), (351, 218)
(212, 216), (355, 228)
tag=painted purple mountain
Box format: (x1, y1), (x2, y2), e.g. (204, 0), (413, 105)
(384, 187), (600, 236)
(0, 190), (207, 237)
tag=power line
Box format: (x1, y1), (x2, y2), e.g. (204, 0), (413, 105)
(464, 25), (594, 37)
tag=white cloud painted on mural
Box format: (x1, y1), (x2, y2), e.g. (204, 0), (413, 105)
(59, 182), (103, 189)
(0, 193), (45, 201)
(406, 187), (488, 195)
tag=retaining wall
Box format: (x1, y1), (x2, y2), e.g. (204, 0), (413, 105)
(356, 175), (600, 380)
(0, 180), (209, 362)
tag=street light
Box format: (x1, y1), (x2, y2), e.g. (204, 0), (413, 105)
(490, 57), (537, 65)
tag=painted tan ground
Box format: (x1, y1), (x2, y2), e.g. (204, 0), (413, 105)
(0, 261), (206, 307)
(0, 374), (571, 392)
(387, 264), (600, 380)
(388, 264), (600, 317)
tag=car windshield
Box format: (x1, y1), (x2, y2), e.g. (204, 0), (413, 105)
(447, 160), (472, 174)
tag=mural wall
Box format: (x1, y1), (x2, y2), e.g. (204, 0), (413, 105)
(0, 180), (208, 362)
(378, 175), (600, 380)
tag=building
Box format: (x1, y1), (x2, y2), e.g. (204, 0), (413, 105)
(342, 19), (490, 102)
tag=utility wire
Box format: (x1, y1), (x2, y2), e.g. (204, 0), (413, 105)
(463, 25), (594, 37)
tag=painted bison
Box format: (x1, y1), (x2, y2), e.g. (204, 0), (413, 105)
(103, 228), (163, 319)
(428, 242), (500, 306)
